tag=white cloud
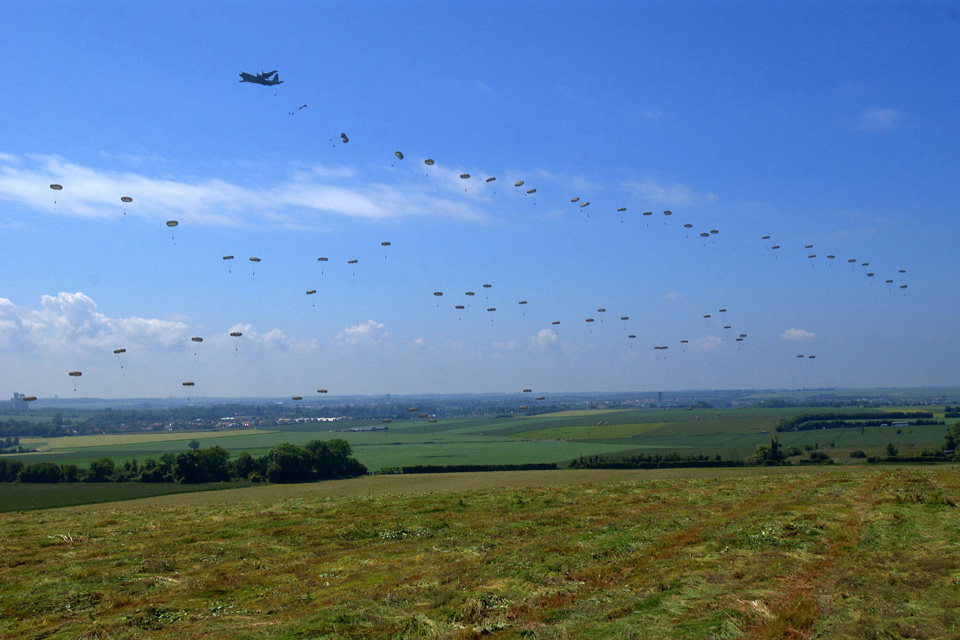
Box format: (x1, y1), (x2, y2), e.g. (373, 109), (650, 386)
(529, 328), (559, 350)
(692, 335), (725, 352)
(0, 292), (188, 353)
(336, 319), (388, 346)
(410, 337), (425, 348)
(493, 341), (520, 350)
(780, 328), (816, 342)
(856, 108), (902, 132)
(623, 178), (717, 206)
(0, 153), (489, 229)
(663, 291), (685, 302)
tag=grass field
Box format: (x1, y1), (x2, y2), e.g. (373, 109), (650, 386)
(2, 465), (958, 638)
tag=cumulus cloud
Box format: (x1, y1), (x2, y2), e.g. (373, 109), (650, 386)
(529, 328), (559, 350)
(623, 178), (717, 206)
(856, 108), (902, 132)
(780, 328), (816, 342)
(227, 323), (316, 352)
(336, 319), (388, 346)
(0, 153), (488, 229)
(0, 292), (188, 352)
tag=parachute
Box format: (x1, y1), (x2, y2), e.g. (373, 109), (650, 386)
(113, 348), (126, 354)
(166, 220), (178, 227)
(571, 197), (580, 203)
(683, 223), (693, 228)
(381, 241), (391, 247)
(586, 318), (594, 322)
(628, 334), (636, 338)
(250, 257), (260, 262)
(827, 255), (835, 259)
(643, 211), (653, 216)
(536, 396), (545, 401)
(805, 244), (813, 249)
(383, 419), (392, 424)
(552, 321), (560, 325)
(486, 177), (496, 182)
(317, 388), (328, 394)
(460, 173), (470, 179)
(597, 308), (606, 313)
(518, 300), (528, 305)
(620, 316), (629, 320)
(292, 396), (302, 401)
(306, 290), (316, 295)
(182, 381), (195, 387)
(761, 235), (770, 240)
(663, 210), (672, 216)
(487, 307), (496, 312)
(223, 255), (234, 261)
(515, 180), (524, 187)
(617, 207), (626, 212)
(120, 196), (133, 203)
(24, 396), (37, 402)
(523, 388), (532, 393)
(433, 291), (443, 296)
(347, 259), (358, 264)
(526, 188), (536, 194)
(483, 284), (492, 289)
(455, 304), (465, 309)
(68, 371), (82, 377)
(340, 133), (349, 143)
(394, 151), (404, 160)
(424, 159), (435, 166)
(230, 331), (242, 337)
(710, 229), (719, 234)
(771, 245), (780, 250)
(580, 202), (590, 208)
(465, 291), (475, 296)
(700, 232), (709, 237)
(50, 184), (63, 190)
(318, 257), (328, 262)
(848, 259), (857, 263)
(191, 337), (203, 342)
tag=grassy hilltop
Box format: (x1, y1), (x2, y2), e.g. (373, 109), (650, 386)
(2, 465), (959, 639)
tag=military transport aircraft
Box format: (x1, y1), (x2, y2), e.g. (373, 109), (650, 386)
(239, 70), (282, 85)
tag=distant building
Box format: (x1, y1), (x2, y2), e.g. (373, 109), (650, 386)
(5, 393), (29, 413)
(657, 391), (663, 407)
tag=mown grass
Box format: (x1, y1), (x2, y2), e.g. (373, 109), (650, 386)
(2, 465), (958, 639)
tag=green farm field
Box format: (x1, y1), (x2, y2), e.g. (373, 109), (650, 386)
(4, 407), (956, 472)
(2, 465), (958, 638)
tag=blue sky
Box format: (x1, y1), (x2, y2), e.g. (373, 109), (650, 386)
(0, 1), (957, 398)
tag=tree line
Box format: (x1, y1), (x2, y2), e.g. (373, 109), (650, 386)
(774, 411), (934, 432)
(0, 439), (366, 484)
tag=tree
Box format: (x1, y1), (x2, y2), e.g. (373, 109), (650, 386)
(18, 461), (62, 483)
(188, 439), (201, 450)
(885, 442), (899, 458)
(755, 436), (785, 465)
(266, 443), (313, 483)
(86, 457), (116, 482)
(944, 423), (960, 452)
